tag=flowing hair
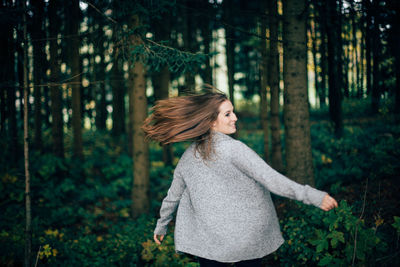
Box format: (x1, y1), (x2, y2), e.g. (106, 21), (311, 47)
(142, 91), (228, 160)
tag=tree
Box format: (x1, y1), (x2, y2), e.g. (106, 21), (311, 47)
(224, 0), (235, 106)
(30, 0), (45, 149)
(128, 15), (150, 218)
(68, 0), (83, 158)
(282, 0), (315, 185)
(326, 0), (343, 137)
(152, 13), (173, 166)
(259, 0), (269, 163)
(49, 0), (64, 158)
(111, 26), (126, 138)
(22, 2), (32, 266)
(269, 0), (284, 173)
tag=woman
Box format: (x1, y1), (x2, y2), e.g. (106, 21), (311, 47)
(142, 91), (338, 267)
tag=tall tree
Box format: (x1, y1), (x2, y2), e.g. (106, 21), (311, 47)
(111, 27), (126, 137)
(316, 0), (328, 107)
(371, 0), (381, 113)
(152, 13), (173, 166)
(49, 0), (64, 158)
(269, 0), (284, 173)
(259, 0), (269, 163)
(326, 0), (343, 137)
(387, 0), (400, 113)
(283, 0), (315, 185)
(364, 0), (373, 97)
(68, 0), (83, 158)
(22, 2), (32, 266)
(129, 15), (150, 218)
(182, 0), (195, 92)
(224, 0), (235, 106)
(30, 0), (46, 149)
(1, 0), (18, 164)
(200, 1), (213, 85)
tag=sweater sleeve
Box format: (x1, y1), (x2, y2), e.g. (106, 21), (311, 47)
(230, 140), (327, 209)
(154, 168), (186, 235)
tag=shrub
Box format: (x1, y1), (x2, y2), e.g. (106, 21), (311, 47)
(276, 201), (387, 266)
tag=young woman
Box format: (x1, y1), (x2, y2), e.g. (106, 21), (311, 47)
(142, 92), (338, 267)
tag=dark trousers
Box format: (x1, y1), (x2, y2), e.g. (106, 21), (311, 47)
(198, 257), (263, 267)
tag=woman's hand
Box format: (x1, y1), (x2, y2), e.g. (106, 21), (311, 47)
(320, 194), (338, 211)
(154, 234), (164, 245)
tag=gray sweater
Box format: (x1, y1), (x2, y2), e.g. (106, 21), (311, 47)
(154, 131), (327, 262)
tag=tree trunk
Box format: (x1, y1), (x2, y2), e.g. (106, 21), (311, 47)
(49, 0), (64, 158)
(200, 1), (213, 85)
(259, 0), (269, 163)
(283, 0), (315, 185)
(224, 0), (235, 106)
(358, 13), (365, 99)
(22, 2), (32, 266)
(182, 0), (195, 92)
(95, 39), (107, 131)
(316, 0), (327, 107)
(1, 1), (18, 164)
(153, 16), (173, 166)
(343, 32), (349, 98)
(68, 0), (83, 158)
(129, 15), (150, 218)
(326, 0), (343, 137)
(30, 0), (45, 149)
(371, 0), (381, 113)
(364, 0), (372, 97)
(111, 36), (126, 137)
(269, 0), (284, 173)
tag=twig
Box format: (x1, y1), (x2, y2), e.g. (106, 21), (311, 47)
(352, 178), (368, 266)
(34, 245), (41, 267)
(82, 0), (117, 24)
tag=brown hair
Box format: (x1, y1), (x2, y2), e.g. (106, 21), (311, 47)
(142, 91), (228, 160)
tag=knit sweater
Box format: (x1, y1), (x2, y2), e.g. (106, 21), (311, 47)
(154, 131), (327, 263)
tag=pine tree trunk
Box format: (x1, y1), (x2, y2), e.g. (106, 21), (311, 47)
(69, 0), (83, 158)
(22, 2), (32, 266)
(1, 3), (18, 164)
(49, 0), (64, 158)
(111, 36), (126, 137)
(182, 0), (195, 92)
(129, 15), (150, 218)
(201, 1), (213, 85)
(259, 0), (269, 163)
(31, 0), (45, 149)
(371, 1), (381, 113)
(224, 0), (235, 106)
(358, 14), (365, 99)
(283, 0), (315, 185)
(153, 15), (173, 166)
(269, 0), (284, 173)
(95, 39), (107, 130)
(316, 1), (327, 107)
(326, 0), (343, 137)
(364, 0), (372, 97)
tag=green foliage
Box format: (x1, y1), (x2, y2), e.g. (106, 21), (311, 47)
(141, 232), (199, 267)
(276, 201), (387, 266)
(311, 122), (400, 188)
(130, 41), (209, 74)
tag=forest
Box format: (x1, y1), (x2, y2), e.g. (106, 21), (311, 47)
(0, 0), (399, 266)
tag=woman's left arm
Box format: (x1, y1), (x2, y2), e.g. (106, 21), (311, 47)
(231, 140), (337, 210)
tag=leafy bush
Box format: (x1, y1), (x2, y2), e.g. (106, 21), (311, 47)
(141, 230), (199, 267)
(276, 201), (388, 266)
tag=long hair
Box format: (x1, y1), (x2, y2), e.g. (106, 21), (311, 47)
(142, 91), (228, 159)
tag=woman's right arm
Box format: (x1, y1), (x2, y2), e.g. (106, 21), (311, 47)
(154, 168), (186, 239)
